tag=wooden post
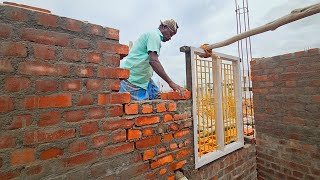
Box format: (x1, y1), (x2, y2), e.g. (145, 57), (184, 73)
(180, 46), (193, 91)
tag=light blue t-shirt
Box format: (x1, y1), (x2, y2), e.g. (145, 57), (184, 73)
(120, 29), (163, 89)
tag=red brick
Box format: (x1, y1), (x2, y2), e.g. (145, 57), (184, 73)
(98, 92), (131, 105)
(10, 114), (32, 129)
(128, 129), (142, 140)
(87, 79), (103, 90)
(0, 135), (15, 149)
(104, 54), (120, 67)
(89, 24), (103, 36)
(183, 120), (193, 128)
(112, 130), (127, 143)
(143, 127), (153, 137)
(142, 104), (153, 114)
(104, 119), (134, 131)
(64, 110), (85, 122)
(86, 52), (102, 64)
(18, 61), (70, 76)
(157, 103), (166, 112)
(108, 105), (123, 117)
(158, 147), (166, 155)
(176, 148), (192, 159)
(170, 160), (187, 171)
(174, 113), (191, 121)
(10, 148), (35, 166)
(143, 149), (155, 160)
(80, 122), (99, 136)
(73, 38), (89, 49)
(92, 135), (109, 147)
(69, 141), (87, 153)
(164, 114), (173, 122)
(115, 44), (129, 56)
(165, 91), (191, 100)
(159, 168), (167, 176)
(21, 28), (70, 46)
(88, 107), (106, 119)
(63, 49), (80, 61)
(132, 153), (143, 163)
(4, 77), (31, 92)
(170, 143), (178, 150)
(0, 23), (12, 38)
(76, 65), (94, 77)
(38, 111), (61, 127)
(63, 18), (82, 32)
(105, 27), (119, 40)
(282, 116), (306, 126)
(23, 94), (72, 109)
(63, 152), (98, 167)
(77, 94), (94, 106)
(169, 123), (179, 131)
(97, 67), (130, 79)
(163, 134), (173, 142)
(62, 80), (81, 91)
(35, 80), (58, 92)
(40, 148), (63, 160)
(174, 129), (190, 138)
(168, 102), (177, 111)
(0, 59), (13, 72)
(151, 154), (174, 169)
(0, 96), (14, 113)
(160, 93), (168, 100)
(125, 104), (139, 115)
(26, 164), (43, 176)
(107, 79), (121, 91)
(264, 81), (274, 87)
(136, 136), (161, 149)
(0, 170), (21, 179)
(1, 42), (27, 57)
(136, 116), (160, 126)
(167, 175), (175, 180)
(33, 44), (55, 60)
(312, 95), (320, 103)
(5, 8), (28, 21)
(97, 40), (117, 53)
(102, 142), (134, 158)
(36, 13), (57, 27)
(24, 128), (75, 144)
(145, 171), (156, 180)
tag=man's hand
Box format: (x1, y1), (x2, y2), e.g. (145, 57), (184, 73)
(168, 82), (186, 96)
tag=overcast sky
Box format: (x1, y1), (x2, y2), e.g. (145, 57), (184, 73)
(1, 0), (319, 89)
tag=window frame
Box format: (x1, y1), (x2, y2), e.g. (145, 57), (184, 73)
(190, 47), (244, 169)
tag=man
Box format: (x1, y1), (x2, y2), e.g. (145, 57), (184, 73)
(120, 19), (186, 100)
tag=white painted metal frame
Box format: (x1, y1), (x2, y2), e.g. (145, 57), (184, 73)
(190, 47), (244, 169)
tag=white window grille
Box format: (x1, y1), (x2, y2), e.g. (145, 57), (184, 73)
(189, 47), (244, 168)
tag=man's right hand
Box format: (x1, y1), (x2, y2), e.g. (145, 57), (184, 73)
(168, 82), (186, 96)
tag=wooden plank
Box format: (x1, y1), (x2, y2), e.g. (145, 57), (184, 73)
(206, 3), (320, 50)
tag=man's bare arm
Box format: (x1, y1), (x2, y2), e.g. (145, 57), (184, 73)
(149, 51), (186, 95)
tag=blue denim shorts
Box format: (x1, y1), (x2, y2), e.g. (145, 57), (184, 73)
(119, 79), (160, 100)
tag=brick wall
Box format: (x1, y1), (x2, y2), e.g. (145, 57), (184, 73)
(251, 48), (320, 179)
(187, 144), (256, 180)
(0, 5), (257, 180)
